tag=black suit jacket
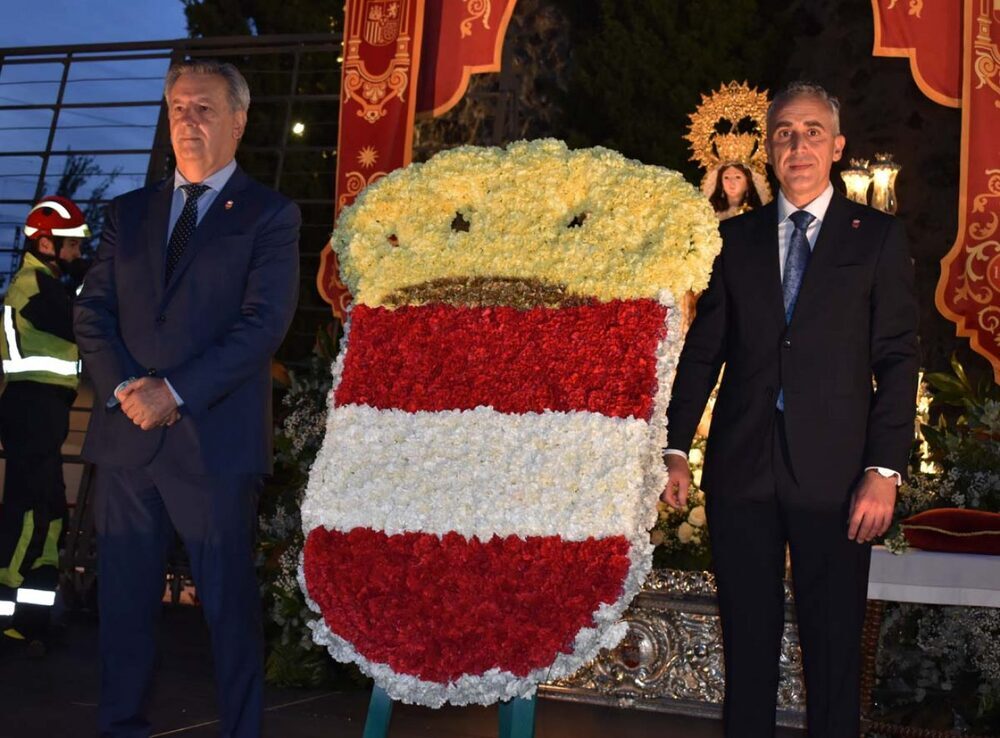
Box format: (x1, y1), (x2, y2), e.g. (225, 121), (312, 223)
(667, 192), (919, 507)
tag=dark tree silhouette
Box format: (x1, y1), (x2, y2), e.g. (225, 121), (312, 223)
(48, 152), (121, 249)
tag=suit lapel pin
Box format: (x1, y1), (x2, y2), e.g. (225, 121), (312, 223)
(851, 219), (861, 229)
(225, 200), (234, 210)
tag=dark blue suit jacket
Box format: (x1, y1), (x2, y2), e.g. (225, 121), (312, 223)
(74, 166), (300, 474)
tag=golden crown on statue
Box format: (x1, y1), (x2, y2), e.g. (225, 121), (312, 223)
(711, 133), (760, 169)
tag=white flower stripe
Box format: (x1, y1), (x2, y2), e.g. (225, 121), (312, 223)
(302, 403), (654, 541)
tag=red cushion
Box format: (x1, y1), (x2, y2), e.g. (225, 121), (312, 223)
(901, 508), (1000, 555)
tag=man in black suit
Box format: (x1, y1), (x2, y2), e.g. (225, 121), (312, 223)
(663, 82), (918, 737)
(75, 60), (299, 737)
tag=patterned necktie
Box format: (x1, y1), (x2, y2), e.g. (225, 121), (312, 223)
(777, 209), (815, 411)
(165, 183), (210, 283)
(782, 209), (816, 323)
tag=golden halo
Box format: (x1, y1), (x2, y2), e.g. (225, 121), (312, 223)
(685, 81), (771, 175)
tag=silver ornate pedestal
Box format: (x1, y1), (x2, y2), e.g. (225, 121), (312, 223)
(540, 569), (807, 728)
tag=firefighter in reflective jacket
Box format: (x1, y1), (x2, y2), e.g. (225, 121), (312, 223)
(0, 196), (89, 647)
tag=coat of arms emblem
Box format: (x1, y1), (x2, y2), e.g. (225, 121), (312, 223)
(363, 0), (402, 46)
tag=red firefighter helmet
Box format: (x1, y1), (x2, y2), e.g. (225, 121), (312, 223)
(23, 195), (91, 241)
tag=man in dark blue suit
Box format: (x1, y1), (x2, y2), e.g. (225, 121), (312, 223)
(74, 60), (300, 738)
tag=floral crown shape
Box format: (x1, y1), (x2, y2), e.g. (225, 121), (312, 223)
(331, 138), (721, 308)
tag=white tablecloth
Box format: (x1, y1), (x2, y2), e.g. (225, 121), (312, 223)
(867, 545), (1000, 608)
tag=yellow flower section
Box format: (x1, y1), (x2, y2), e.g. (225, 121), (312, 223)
(333, 139), (722, 307)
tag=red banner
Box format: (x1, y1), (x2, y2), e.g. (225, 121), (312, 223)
(871, 0), (962, 107)
(316, 0), (426, 319)
(935, 0), (1000, 381)
(317, 0), (520, 320)
(416, 0), (517, 116)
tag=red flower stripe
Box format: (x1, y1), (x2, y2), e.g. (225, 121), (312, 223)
(335, 300), (668, 419)
(303, 527), (632, 683)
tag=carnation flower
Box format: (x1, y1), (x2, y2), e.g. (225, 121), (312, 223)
(687, 505), (706, 528)
(677, 522), (695, 543)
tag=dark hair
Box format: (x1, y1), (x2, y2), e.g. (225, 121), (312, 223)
(709, 163), (763, 213)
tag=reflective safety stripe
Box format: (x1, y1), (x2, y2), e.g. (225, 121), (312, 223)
(0, 601), (14, 616)
(32, 518), (63, 570)
(15, 588), (56, 607)
(2, 305), (80, 376)
(51, 224), (89, 237)
(27, 199), (72, 219)
(2, 355), (81, 376)
(0, 511), (34, 589)
(23, 224), (89, 238)
(2, 304), (19, 356)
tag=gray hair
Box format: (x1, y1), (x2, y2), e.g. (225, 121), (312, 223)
(164, 59), (251, 113)
(767, 81), (841, 135)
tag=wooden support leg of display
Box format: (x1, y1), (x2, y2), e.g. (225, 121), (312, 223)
(362, 685), (393, 738)
(498, 695), (537, 738)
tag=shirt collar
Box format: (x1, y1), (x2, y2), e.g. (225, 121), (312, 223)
(777, 182), (835, 225)
(173, 159), (238, 193)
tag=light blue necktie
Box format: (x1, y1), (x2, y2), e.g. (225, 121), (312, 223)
(777, 209), (815, 411)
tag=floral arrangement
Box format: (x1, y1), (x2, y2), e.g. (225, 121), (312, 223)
(299, 139), (720, 707)
(883, 357), (1000, 553)
(651, 441), (712, 572)
(875, 603), (1000, 732)
(872, 357), (1000, 732)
